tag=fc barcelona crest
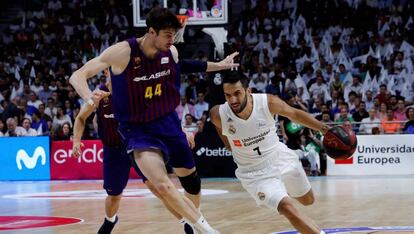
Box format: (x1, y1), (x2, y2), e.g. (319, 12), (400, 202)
(228, 124), (236, 134)
(134, 57), (141, 69)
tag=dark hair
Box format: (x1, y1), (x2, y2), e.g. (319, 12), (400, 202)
(222, 71), (249, 89)
(406, 107), (414, 119)
(146, 7), (182, 32)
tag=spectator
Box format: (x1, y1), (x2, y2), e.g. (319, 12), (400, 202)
(54, 122), (72, 141)
(342, 119), (353, 132)
(5, 117), (25, 137)
(20, 118), (37, 136)
(377, 102), (388, 120)
(27, 91), (43, 109)
(363, 90), (375, 110)
(38, 82), (52, 104)
(194, 93), (209, 120)
(53, 106), (72, 129)
(265, 76), (284, 97)
(45, 98), (57, 118)
(403, 107), (414, 134)
(182, 114), (198, 136)
(330, 73), (344, 94)
(344, 76), (363, 98)
(309, 75), (329, 100)
(175, 96), (195, 125)
(335, 106), (354, 123)
(381, 109), (400, 134)
(0, 119), (4, 136)
(359, 108), (381, 134)
(393, 99), (407, 121)
(352, 101), (369, 122)
(31, 111), (49, 135)
(375, 84), (388, 104)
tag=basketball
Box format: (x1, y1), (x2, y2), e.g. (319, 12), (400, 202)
(323, 126), (357, 160)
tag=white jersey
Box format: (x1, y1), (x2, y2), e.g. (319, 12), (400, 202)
(219, 94), (280, 168)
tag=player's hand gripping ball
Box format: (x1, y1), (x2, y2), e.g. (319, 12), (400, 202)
(323, 125), (357, 160)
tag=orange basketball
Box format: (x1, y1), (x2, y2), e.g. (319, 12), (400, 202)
(323, 126), (357, 160)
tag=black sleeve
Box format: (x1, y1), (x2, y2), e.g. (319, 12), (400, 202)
(179, 59), (208, 74)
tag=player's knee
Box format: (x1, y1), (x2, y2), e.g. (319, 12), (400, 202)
(277, 198), (298, 219)
(178, 170), (201, 195)
(297, 190), (315, 206)
(107, 194), (122, 203)
(153, 182), (174, 197)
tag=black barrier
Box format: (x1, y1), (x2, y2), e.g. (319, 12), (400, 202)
(193, 121), (237, 177)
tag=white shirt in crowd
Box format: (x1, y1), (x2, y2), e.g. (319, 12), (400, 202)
(359, 117), (381, 134)
(194, 102), (209, 120)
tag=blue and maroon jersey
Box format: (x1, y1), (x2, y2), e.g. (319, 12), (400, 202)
(110, 38), (181, 124)
(96, 84), (123, 147)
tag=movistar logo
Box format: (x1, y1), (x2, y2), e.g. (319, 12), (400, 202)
(133, 69), (171, 82)
(16, 146), (46, 170)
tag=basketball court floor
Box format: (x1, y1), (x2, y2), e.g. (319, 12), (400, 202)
(0, 176), (413, 233)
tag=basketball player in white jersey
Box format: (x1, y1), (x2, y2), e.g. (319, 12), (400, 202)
(210, 72), (329, 234)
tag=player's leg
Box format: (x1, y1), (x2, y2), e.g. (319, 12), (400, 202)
(167, 134), (206, 233)
(130, 151), (197, 234)
(277, 197), (321, 234)
(133, 149), (218, 233)
(174, 168), (201, 208)
(281, 150), (322, 233)
(98, 147), (131, 234)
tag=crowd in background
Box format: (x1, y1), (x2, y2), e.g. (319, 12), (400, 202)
(1, 0), (414, 142)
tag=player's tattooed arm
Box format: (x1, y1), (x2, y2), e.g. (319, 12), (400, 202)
(210, 105), (232, 151)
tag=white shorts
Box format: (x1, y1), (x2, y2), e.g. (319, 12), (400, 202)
(235, 144), (311, 213)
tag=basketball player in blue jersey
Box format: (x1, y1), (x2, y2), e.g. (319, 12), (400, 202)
(210, 72), (330, 234)
(72, 70), (197, 233)
(70, 7), (238, 234)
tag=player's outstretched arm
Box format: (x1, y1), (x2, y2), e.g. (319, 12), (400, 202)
(210, 105), (232, 150)
(206, 52), (240, 72)
(72, 103), (95, 158)
(267, 94), (330, 134)
(69, 42), (129, 104)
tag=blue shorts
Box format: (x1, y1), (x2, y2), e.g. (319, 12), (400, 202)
(118, 112), (195, 170)
(103, 146), (132, 196)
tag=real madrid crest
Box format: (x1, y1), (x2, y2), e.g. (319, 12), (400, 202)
(257, 192), (265, 201)
(228, 124), (236, 134)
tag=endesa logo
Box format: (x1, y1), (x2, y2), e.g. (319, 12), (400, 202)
(0, 136), (50, 180)
(53, 143), (103, 164)
(51, 140), (104, 180)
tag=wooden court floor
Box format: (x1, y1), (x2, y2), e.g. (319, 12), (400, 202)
(0, 176), (413, 234)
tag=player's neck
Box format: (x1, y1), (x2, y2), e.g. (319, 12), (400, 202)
(138, 35), (159, 59)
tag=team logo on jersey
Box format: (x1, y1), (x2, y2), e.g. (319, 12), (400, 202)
(133, 69), (171, 82)
(161, 57), (169, 64)
(257, 192), (265, 201)
(228, 124), (236, 134)
(232, 140), (242, 147)
(134, 57), (141, 69)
